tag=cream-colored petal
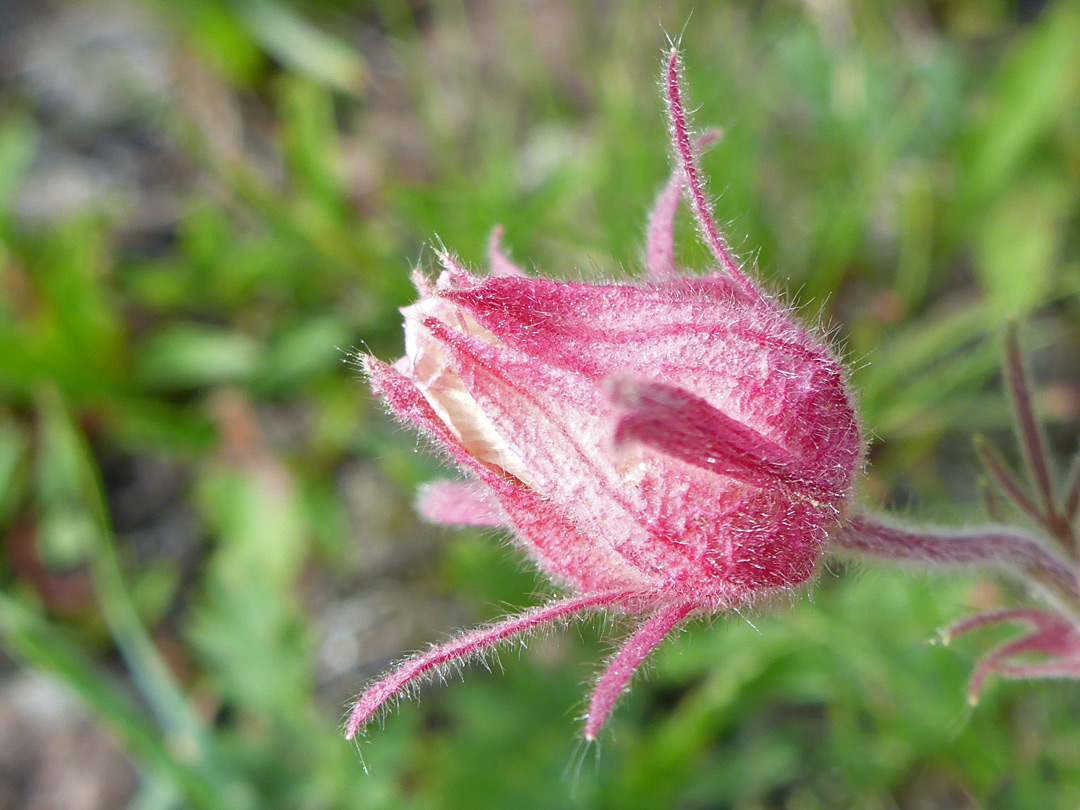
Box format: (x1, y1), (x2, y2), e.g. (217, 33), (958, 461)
(399, 298), (532, 485)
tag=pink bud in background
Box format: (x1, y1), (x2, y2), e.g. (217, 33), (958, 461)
(944, 609), (1080, 705)
(347, 49), (863, 742)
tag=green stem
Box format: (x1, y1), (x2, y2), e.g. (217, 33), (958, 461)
(50, 392), (259, 810)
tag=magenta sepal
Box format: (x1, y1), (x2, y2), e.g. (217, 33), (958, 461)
(607, 377), (844, 502)
(487, 226), (528, 278)
(345, 591), (636, 739)
(363, 355), (649, 594)
(646, 129), (721, 282)
(583, 602), (694, 740)
(663, 50), (758, 303)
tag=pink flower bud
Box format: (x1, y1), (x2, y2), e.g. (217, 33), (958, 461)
(347, 49), (863, 741)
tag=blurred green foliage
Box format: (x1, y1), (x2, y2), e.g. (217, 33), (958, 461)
(0, 0), (1079, 808)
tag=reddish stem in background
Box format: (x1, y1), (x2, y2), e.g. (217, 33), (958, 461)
(974, 435), (1045, 527)
(1064, 456), (1080, 523)
(1004, 325), (1056, 517)
(833, 513), (1080, 619)
(944, 608), (1080, 704)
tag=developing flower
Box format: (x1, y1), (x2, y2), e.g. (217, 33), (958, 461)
(347, 48), (864, 742)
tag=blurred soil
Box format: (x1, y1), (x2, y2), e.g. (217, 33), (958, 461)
(0, 2), (456, 805)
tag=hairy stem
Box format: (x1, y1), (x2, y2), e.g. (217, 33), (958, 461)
(833, 513), (1080, 621)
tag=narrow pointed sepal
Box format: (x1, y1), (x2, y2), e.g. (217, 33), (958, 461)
(645, 130), (721, 282)
(583, 602), (693, 740)
(945, 608), (1080, 704)
(488, 226), (528, 278)
(345, 592), (634, 740)
(664, 48), (759, 303)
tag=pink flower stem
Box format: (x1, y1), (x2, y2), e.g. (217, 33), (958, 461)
(1065, 455), (1080, 523)
(584, 602), (693, 740)
(1004, 325), (1056, 518)
(345, 591), (634, 739)
(833, 513), (1080, 620)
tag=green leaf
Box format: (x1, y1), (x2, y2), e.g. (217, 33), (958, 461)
(963, 2), (1080, 201)
(975, 175), (1070, 317)
(260, 315), (351, 389)
(0, 115), (38, 227)
(35, 390), (98, 566)
(238, 0), (366, 95)
(138, 326), (262, 390)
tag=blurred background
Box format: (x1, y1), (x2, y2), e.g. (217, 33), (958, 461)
(0, 0), (1078, 807)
